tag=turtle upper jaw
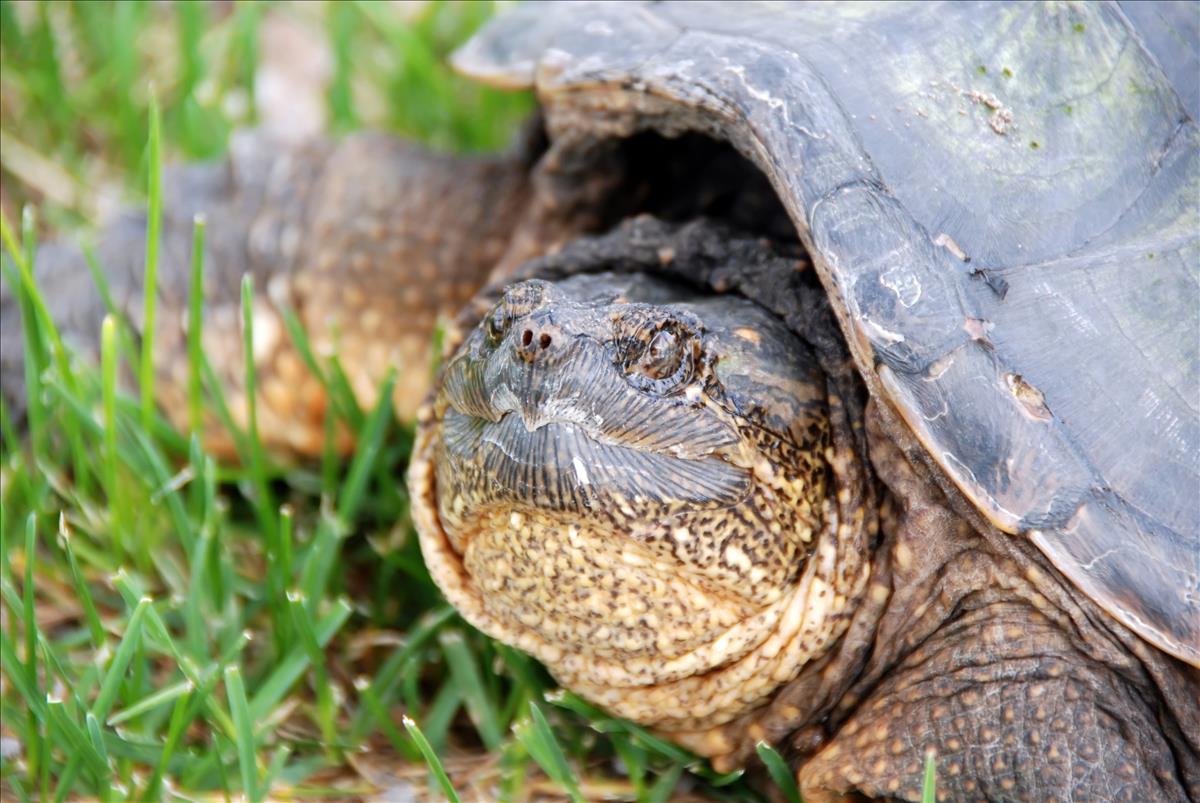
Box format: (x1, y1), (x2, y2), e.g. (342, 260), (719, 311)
(437, 408), (752, 535)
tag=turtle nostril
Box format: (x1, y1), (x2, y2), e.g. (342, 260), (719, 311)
(516, 324), (553, 358)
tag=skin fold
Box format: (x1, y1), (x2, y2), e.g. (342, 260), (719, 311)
(412, 271), (871, 739)
(411, 218), (1200, 801)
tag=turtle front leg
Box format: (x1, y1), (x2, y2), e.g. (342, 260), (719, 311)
(796, 407), (1200, 802)
(1, 130), (532, 457)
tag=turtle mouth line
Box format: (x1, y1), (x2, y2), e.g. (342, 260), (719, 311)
(441, 407), (752, 513)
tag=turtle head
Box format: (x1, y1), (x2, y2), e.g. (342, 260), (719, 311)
(411, 272), (865, 743)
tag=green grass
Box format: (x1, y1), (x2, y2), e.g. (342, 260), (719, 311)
(0, 2), (941, 801)
(0, 2), (749, 799)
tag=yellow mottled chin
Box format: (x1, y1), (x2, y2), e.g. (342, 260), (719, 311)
(409, 415), (868, 752)
(462, 506), (767, 667)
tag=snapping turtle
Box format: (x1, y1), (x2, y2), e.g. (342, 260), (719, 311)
(410, 2), (1199, 799)
(5, 1), (1197, 800)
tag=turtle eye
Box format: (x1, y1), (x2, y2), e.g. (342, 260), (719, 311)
(622, 324), (695, 394)
(638, 328), (683, 379)
(485, 305), (511, 343)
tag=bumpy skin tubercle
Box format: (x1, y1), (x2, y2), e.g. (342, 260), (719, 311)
(0, 130), (533, 457)
(410, 230), (874, 761)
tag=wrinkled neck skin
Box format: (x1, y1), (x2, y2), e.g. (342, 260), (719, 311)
(409, 271), (875, 761)
(752, 405), (1200, 796)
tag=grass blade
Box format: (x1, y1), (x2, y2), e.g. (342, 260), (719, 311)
(439, 629), (502, 751)
(0, 629), (46, 719)
(58, 515), (106, 650)
(84, 712), (112, 801)
(756, 741), (801, 803)
(262, 744), (292, 798)
(22, 514), (44, 789)
(297, 514), (344, 615)
(516, 702), (584, 803)
(140, 686), (192, 802)
(21, 517), (37, 664)
(498, 739), (530, 803)
(12, 205), (91, 492)
(106, 679), (192, 727)
(248, 598), (352, 722)
(646, 764), (684, 803)
(45, 700), (108, 787)
(240, 274), (278, 541)
(6, 776), (31, 803)
(90, 597), (151, 722)
(187, 215), (206, 433)
(278, 305), (362, 429)
(336, 367), (395, 521)
(922, 750), (937, 803)
(239, 273), (286, 655)
(100, 315), (126, 557)
(348, 605), (456, 739)
(183, 453), (217, 659)
(140, 89), (162, 429)
(354, 676), (418, 761)
(402, 715), (460, 803)
(0, 213), (46, 465)
(419, 681), (462, 756)
(286, 591), (339, 760)
(225, 665), (260, 803)
(297, 369), (394, 612)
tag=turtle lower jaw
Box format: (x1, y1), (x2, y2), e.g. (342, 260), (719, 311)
(409, 416), (867, 743)
(456, 503), (769, 664)
(419, 413), (779, 675)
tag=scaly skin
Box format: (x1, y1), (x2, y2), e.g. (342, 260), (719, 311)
(1, 130), (534, 456)
(411, 218), (1199, 801)
(12, 128), (1195, 798)
(411, 268), (873, 740)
